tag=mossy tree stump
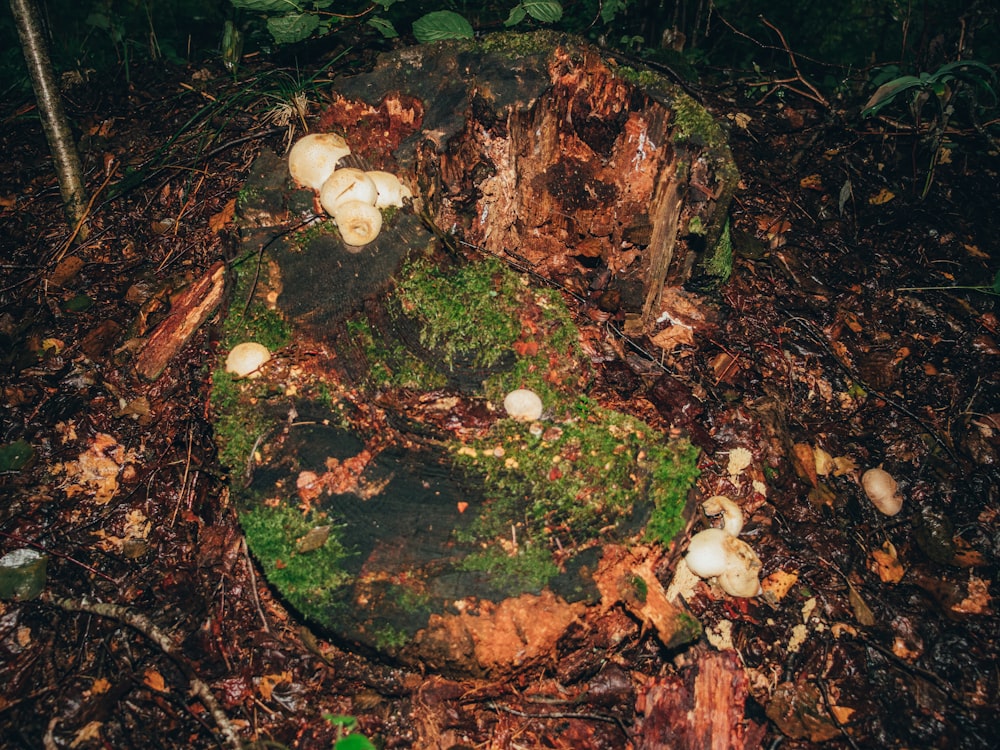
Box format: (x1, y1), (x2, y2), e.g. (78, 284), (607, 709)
(218, 32), (736, 676)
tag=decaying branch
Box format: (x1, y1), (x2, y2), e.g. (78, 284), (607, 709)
(41, 592), (243, 750)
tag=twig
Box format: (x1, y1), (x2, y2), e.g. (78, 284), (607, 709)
(758, 16), (829, 108)
(40, 592), (244, 750)
(53, 161), (117, 264)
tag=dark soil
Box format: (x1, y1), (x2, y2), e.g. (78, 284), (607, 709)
(1, 41), (998, 750)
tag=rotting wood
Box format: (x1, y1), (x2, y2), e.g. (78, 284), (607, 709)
(135, 261), (226, 381)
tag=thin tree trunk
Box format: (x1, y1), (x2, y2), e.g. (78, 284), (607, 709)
(10, 0), (89, 238)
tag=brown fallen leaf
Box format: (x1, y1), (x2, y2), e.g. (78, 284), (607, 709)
(870, 541), (906, 583)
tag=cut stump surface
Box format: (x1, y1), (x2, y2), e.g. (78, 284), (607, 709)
(217, 32), (736, 676)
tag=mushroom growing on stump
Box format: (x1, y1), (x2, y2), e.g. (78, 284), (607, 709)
(503, 389), (544, 422)
(225, 342), (271, 379)
(287, 133), (351, 191)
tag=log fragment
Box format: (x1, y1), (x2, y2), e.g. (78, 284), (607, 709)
(135, 261), (226, 381)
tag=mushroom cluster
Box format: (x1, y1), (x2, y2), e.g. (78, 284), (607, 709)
(684, 495), (762, 598)
(287, 134), (412, 248)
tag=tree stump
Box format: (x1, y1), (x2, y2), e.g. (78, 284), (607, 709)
(218, 32), (737, 676)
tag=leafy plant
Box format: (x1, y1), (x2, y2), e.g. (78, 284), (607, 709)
(323, 714), (377, 750)
(862, 60), (998, 198)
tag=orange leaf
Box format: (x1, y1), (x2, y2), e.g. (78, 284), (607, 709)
(870, 541), (905, 583)
(144, 668), (168, 693)
(209, 199), (236, 234)
(799, 173), (824, 191)
(869, 188), (895, 205)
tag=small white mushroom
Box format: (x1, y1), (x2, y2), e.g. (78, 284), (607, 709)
(331, 200), (383, 248)
(702, 494), (745, 536)
(225, 342), (271, 378)
(684, 527), (762, 598)
(366, 170), (414, 208)
(862, 467), (904, 516)
(503, 388), (544, 422)
(319, 168), (378, 215)
(288, 133), (352, 191)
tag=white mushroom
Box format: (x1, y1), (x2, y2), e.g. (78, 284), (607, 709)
(319, 168), (378, 215)
(288, 133), (352, 191)
(684, 527), (762, 598)
(862, 467), (904, 516)
(702, 494), (745, 536)
(225, 342), (271, 378)
(331, 200), (383, 248)
(503, 389), (543, 422)
(366, 170), (414, 208)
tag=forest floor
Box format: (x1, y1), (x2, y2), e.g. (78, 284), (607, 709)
(1, 38), (998, 750)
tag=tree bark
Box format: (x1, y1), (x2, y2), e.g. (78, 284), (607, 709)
(10, 0), (89, 237)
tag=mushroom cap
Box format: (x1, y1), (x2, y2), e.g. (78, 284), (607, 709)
(862, 467), (903, 515)
(288, 133), (351, 191)
(226, 342), (271, 378)
(685, 528), (762, 597)
(331, 200), (383, 247)
(503, 389), (543, 422)
(367, 170), (414, 208)
(319, 168), (378, 215)
(702, 494), (745, 536)
(684, 528), (732, 578)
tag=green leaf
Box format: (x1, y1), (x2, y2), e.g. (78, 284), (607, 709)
(267, 12), (320, 44)
(0, 440), (33, 472)
(861, 76), (923, 117)
(230, 0), (302, 11)
(993, 269), (1000, 295)
(504, 5), (527, 27)
(368, 16), (398, 38)
(601, 0), (628, 24)
(522, 0), (563, 23)
(412, 11), (474, 43)
(334, 735), (377, 750)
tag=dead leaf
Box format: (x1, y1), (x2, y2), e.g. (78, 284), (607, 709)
(799, 173), (824, 191)
(952, 576), (992, 615)
(870, 541), (906, 583)
(650, 324), (695, 351)
(209, 198), (236, 234)
(762, 569), (799, 600)
(69, 721), (103, 748)
(847, 581), (876, 626)
(726, 446), (753, 479)
(259, 671), (293, 701)
(813, 446), (834, 476)
(792, 442), (819, 486)
(869, 188), (895, 205)
(143, 668), (168, 692)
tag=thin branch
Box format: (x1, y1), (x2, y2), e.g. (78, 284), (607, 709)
(40, 593), (244, 750)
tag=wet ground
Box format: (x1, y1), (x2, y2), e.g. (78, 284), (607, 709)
(1, 41), (998, 749)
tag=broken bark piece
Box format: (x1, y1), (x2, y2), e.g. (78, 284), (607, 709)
(329, 31), (738, 331)
(135, 261), (226, 381)
(636, 648), (768, 749)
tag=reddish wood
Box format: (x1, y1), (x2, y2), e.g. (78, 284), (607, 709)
(636, 648), (767, 750)
(135, 261), (226, 381)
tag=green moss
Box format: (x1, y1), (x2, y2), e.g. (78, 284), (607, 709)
(347, 315), (445, 390)
(396, 255), (523, 371)
(701, 218), (733, 282)
(211, 253), (292, 472)
(644, 438), (701, 545)
(459, 545), (559, 596)
(240, 505), (352, 618)
(222, 253), (291, 351)
(210, 369), (274, 472)
(454, 402), (699, 590)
